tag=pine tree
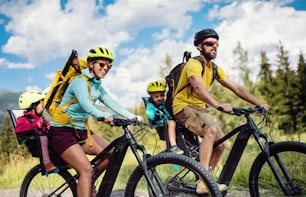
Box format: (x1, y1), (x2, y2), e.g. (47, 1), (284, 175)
(232, 42), (253, 90)
(0, 115), (26, 157)
(258, 51), (274, 102)
(296, 51), (306, 132)
(274, 42), (299, 133)
(160, 54), (173, 79)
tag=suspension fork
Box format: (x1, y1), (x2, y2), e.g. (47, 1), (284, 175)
(130, 140), (167, 195)
(255, 134), (297, 195)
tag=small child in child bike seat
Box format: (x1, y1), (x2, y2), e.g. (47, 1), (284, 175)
(146, 81), (184, 154)
(16, 90), (57, 172)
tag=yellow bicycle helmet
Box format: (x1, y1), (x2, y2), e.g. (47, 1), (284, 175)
(147, 81), (166, 94)
(87, 46), (115, 62)
(19, 90), (45, 110)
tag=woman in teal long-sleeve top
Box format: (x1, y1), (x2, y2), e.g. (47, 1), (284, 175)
(48, 46), (142, 197)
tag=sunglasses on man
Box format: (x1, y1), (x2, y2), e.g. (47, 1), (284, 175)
(202, 41), (219, 47)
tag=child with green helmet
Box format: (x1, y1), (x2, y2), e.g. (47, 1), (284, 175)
(16, 90), (57, 172)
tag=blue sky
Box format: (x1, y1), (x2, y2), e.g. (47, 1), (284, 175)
(0, 0), (305, 109)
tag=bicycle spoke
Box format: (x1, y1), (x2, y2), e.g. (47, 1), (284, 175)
(252, 143), (306, 197)
(126, 153), (221, 197)
(20, 165), (77, 197)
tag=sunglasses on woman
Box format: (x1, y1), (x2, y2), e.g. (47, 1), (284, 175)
(94, 62), (112, 69)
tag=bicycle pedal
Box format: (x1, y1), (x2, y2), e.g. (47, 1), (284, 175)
(44, 167), (60, 176)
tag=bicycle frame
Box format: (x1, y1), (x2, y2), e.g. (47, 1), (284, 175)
(89, 121), (158, 197)
(215, 118), (256, 185)
(213, 109), (296, 195)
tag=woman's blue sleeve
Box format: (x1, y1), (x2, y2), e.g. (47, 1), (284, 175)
(99, 87), (136, 119)
(71, 77), (112, 118)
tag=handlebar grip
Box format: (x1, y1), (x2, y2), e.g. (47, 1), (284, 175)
(97, 117), (105, 121)
(217, 106), (224, 111)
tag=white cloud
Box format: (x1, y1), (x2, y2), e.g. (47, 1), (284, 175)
(0, 0), (305, 109)
(103, 39), (198, 108)
(0, 0), (201, 65)
(0, 58), (34, 69)
(25, 85), (41, 92)
(210, 1), (306, 80)
(45, 72), (55, 80)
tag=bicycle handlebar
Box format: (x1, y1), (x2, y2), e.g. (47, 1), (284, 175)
(230, 106), (267, 116)
(97, 117), (146, 127)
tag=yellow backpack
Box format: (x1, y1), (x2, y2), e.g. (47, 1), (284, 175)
(44, 50), (95, 145)
(44, 50), (89, 121)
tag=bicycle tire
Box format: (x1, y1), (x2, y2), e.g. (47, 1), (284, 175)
(249, 141), (306, 197)
(20, 164), (77, 197)
(125, 152), (222, 197)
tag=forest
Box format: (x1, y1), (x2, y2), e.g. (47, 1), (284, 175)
(0, 41), (305, 188)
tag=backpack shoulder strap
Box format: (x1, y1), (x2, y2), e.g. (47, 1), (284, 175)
(193, 57), (220, 85)
(175, 56), (205, 95)
(61, 74), (92, 108)
(211, 61), (220, 84)
(79, 74), (91, 93)
(193, 56), (205, 77)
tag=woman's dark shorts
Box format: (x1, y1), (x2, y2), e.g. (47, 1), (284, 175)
(48, 126), (87, 156)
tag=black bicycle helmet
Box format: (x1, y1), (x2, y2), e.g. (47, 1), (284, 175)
(194, 29), (219, 46)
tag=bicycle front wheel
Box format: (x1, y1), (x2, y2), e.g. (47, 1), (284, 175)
(125, 153), (222, 197)
(249, 141), (306, 197)
(20, 164), (77, 197)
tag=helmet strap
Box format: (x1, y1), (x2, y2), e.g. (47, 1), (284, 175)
(88, 62), (99, 80)
(30, 103), (40, 116)
(89, 68), (100, 81)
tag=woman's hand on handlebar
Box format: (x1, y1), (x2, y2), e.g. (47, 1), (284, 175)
(104, 116), (113, 124)
(134, 115), (144, 122)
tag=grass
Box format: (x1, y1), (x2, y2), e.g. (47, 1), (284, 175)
(0, 131), (305, 191)
(213, 131), (306, 189)
(0, 154), (37, 188)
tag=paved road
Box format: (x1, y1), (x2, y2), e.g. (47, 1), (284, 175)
(0, 188), (251, 196)
(0, 189), (130, 197)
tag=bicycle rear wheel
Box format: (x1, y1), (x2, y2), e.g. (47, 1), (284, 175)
(20, 164), (77, 197)
(249, 141), (306, 197)
(125, 153), (222, 197)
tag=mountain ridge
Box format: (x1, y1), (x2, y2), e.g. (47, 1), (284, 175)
(0, 89), (20, 125)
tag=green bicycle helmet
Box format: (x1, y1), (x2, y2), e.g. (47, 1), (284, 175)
(87, 46), (115, 62)
(194, 29), (219, 46)
(19, 90), (45, 110)
(147, 81), (166, 94)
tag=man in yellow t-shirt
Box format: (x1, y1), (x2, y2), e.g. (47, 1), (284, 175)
(173, 28), (270, 194)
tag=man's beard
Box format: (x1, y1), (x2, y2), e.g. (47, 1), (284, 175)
(202, 51), (217, 61)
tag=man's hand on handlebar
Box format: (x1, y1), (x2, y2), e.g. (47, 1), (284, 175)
(217, 103), (233, 113)
(258, 103), (270, 111)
